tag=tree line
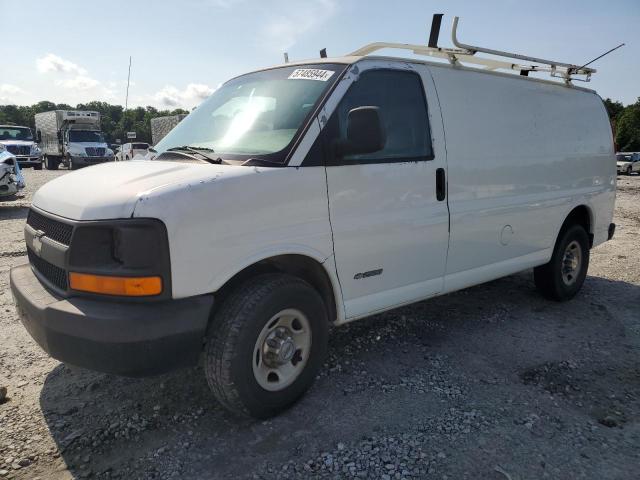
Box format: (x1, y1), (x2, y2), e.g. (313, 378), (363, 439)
(0, 101), (189, 145)
(1, 97), (639, 151)
(603, 98), (640, 152)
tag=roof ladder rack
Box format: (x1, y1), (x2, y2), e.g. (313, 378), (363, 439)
(349, 15), (597, 84)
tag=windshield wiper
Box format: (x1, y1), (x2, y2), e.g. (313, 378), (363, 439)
(166, 146), (226, 164)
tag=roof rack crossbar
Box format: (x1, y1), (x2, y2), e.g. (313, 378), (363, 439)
(348, 16), (596, 84)
(450, 17), (594, 76)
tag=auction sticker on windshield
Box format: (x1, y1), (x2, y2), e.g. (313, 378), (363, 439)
(288, 69), (335, 81)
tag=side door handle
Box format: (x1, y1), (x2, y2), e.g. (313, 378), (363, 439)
(436, 168), (446, 201)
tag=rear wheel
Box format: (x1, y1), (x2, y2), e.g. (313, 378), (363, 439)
(204, 273), (328, 418)
(534, 224), (590, 301)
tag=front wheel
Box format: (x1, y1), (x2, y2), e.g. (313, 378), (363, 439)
(34, 162), (43, 170)
(45, 156), (58, 170)
(534, 224), (590, 301)
(204, 273), (328, 418)
(627, 166), (633, 175)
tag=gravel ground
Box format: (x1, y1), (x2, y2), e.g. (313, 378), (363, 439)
(1, 168), (639, 480)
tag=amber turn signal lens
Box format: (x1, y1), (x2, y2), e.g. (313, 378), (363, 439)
(69, 272), (162, 296)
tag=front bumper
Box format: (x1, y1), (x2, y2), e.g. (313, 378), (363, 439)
(71, 156), (115, 165)
(15, 156), (42, 166)
(10, 264), (214, 376)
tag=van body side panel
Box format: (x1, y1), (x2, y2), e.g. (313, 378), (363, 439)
(427, 65), (615, 284)
(131, 166), (338, 302)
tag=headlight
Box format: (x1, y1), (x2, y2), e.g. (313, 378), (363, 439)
(30, 144), (41, 155)
(68, 219), (171, 298)
(0, 144), (5, 152)
(105, 148), (114, 156)
(69, 149), (86, 157)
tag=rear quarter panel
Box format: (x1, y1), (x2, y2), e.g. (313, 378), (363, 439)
(427, 65), (615, 282)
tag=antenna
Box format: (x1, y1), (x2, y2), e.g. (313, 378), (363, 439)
(124, 55), (132, 112)
(576, 43), (625, 71)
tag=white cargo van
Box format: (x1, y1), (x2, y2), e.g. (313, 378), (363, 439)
(11, 20), (616, 418)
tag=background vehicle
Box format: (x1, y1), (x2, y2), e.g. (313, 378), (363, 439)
(0, 145), (25, 198)
(11, 18), (616, 419)
(0, 125), (43, 170)
(150, 114), (187, 146)
(34, 110), (114, 170)
(115, 142), (150, 161)
(616, 152), (640, 175)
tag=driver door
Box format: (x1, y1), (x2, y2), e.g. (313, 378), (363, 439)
(321, 63), (450, 320)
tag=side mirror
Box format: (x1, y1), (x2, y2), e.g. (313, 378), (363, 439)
(335, 106), (386, 156)
(36, 130), (42, 143)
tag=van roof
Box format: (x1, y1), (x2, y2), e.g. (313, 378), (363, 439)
(263, 54), (597, 95)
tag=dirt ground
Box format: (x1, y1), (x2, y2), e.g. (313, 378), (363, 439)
(1, 168), (638, 480)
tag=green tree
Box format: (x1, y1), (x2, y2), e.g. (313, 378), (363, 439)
(615, 98), (640, 152)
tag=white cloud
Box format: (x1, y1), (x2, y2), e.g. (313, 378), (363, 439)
(56, 75), (101, 90)
(205, 0), (245, 7)
(153, 83), (214, 108)
(0, 84), (26, 95)
(261, 0), (338, 52)
(36, 53), (88, 75)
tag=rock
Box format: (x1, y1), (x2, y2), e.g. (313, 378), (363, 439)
(0, 386), (6, 403)
(598, 415), (618, 428)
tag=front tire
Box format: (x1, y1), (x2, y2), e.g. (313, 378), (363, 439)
(34, 162), (43, 170)
(534, 224), (590, 301)
(46, 156), (59, 170)
(627, 166), (633, 175)
(204, 273), (328, 418)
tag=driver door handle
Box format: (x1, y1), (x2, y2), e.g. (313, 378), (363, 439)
(436, 168), (446, 201)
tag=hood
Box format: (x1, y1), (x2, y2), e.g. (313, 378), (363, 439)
(32, 160), (253, 220)
(67, 142), (109, 149)
(0, 139), (34, 146)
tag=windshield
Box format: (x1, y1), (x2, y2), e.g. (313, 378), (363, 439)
(616, 154), (631, 161)
(0, 127), (33, 141)
(69, 130), (104, 143)
(155, 64), (346, 164)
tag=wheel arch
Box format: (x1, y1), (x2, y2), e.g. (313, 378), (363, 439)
(560, 204), (594, 248)
(211, 254), (342, 325)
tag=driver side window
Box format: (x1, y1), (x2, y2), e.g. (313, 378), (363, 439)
(327, 69), (433, 165)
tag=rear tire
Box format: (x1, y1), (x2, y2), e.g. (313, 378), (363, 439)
(204, 273), (328, 418)
(534, 224), (590, 301)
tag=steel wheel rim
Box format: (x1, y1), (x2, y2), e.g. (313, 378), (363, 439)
(252, 308), (312, 392)
(561, 240), (582, 286)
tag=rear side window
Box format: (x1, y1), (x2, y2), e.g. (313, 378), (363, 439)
(330, 69), (433, 164)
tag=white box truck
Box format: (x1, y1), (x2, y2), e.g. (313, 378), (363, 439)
(11, 17), (616, 418)
(34, 110), (114, 170)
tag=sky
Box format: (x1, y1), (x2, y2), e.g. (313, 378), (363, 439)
(1, 0), (639, 109)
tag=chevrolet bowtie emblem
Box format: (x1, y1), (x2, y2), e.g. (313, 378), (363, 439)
(32, 230), (45, 256)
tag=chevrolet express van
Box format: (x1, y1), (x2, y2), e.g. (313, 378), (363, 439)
(11, 36), (616, 418)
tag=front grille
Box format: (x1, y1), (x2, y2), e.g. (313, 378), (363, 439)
(6, 145), (30, 156)
(28, 248), (68, 291)
(85, 147), (105, 157)
(27, 209), (73, 246)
